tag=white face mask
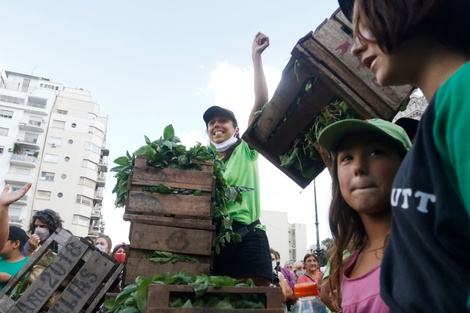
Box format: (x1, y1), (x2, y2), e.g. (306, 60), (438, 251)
(296, 270), (305, 276)
(95, 245), (106, 252)
(34, 227), (50, 242)
(211, 135), (238, 152)
(272, 261), (277, 270)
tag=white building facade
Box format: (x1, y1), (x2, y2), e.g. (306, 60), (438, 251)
(0, 70), (108, 237)
(261, 210), (309, 264)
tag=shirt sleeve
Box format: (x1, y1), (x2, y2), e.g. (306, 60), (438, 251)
(434, 62), (470, 218)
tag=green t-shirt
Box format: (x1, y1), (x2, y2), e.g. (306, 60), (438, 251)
(223, 140), (262, 228)
(0, 256), (30, 290)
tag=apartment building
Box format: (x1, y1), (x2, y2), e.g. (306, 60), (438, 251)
(0, 69), (108, 237)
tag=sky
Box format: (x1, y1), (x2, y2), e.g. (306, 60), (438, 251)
(0, 1), (340, 250)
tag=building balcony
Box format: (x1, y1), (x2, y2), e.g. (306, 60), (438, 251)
(91, 204), (102, 218)
(4, 172), (34, 184)
(99, 159), (108, 172)
(19, 119), (45, 133)
(15, 138), (40, 151)
(94, 190), (103, 203)
(8, 216), (24, 228)
(96, 173), (106, 187)
(10, 154), (38, 167)
(101, 145), (109, 156)
(14, 195), (29, 205)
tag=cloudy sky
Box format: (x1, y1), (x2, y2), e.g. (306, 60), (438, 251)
(0, 1), (340, 249)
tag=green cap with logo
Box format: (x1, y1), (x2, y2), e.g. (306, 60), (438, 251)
(318, 118), (412, 154)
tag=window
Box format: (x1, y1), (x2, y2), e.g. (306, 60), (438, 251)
(79, 176), (96, 189)
(24, 132), (38, 144)
(40, 171), (55, 181)
(57, 109), (68, 115)
(43, 154), (59, 163)
(40, 83), (58, 90)
(82, 160), (98, 171)
(51, 120), (65, 129)
(0, 109), (13, 119)
(27, 97), (47, 109)
(36, 190), (51, 200)
(0, 127), (8, 136)
(48, 136), (62, 146)
(0, 94), (24, 105)
(57, 192), (63, 198)
(85, 142), (101, 154)
(71, 123), (77, 128)
(22, 78), (30, 93)
(76, 195), (93, 207)
(72, 214), (90, 227)
(0, 146), (3, 155)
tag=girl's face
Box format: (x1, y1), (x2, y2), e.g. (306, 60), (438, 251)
(305, 256), (319, 271)
(95, 237), (110, 253)
(337, 132), (402, 215)
(351, 19), (419, 87)
(207, 115), (237, 144)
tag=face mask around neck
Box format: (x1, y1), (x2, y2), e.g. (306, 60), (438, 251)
(211, 135), (238, 152)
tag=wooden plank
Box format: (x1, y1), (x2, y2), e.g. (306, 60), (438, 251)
(123, 213), (215, 229)
(129, 223), (214, 255)
(252, 56), (313, 144)
(48, 250), (116, 312)
(126, 191), (212, 219)
(131, 157), (214, 192)
(123, 249), (211, 285)
(146, 285), (283, 312)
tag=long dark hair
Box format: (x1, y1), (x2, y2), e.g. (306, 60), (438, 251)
(353, 0), (470, 56)
(328, 159), (367, 310)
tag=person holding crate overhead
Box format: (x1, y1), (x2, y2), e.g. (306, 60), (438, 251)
(202, 32), (272, 286)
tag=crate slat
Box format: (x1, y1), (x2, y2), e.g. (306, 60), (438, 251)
(123, 249), (211, 285)
(146, 285), (284, 312)
(128, 223), (214, 255)
(126, 191), (213, 219)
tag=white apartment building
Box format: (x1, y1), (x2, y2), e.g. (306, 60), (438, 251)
(0, 70), (108, 237)
(261, 210), (309, 264)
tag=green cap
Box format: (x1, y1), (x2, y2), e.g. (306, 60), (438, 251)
(318, 118), (412, 154)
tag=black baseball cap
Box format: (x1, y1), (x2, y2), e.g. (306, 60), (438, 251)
(8, 226), (29, 248)
(203, 106), (238, 127)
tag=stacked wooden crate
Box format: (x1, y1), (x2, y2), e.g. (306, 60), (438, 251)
(0, 228), (123, 313)
(146, 285), (284, 312)
(243, 8), (415, 188)
(122, 155), (216, 285)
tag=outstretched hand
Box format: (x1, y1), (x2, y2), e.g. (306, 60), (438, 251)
(252, 32), (269, 56)
(0, 183), (32, 208)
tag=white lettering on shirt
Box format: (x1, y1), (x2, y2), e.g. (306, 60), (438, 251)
(391, 188), (436, 214)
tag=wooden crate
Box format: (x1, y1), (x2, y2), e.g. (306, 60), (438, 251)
(125, 155), (215, 224)
(146, 285), (284, 312)
(243, 8), (414, 188)
(122, 155), (216, 285)
(0, 228), (124, 313)
(123, 221), (213, 285)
